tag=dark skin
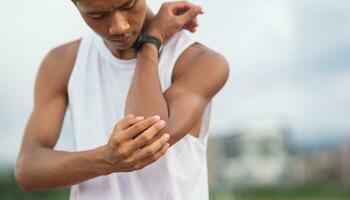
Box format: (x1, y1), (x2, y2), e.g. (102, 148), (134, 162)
(15, 0), (229, 192)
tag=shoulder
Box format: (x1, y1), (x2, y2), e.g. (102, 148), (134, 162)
(172, 42), (230, 91)
(45, 39), (81, 64)
(37, 39), (81, 93)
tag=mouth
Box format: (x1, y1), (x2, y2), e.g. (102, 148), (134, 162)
(109, 35), (132, 46)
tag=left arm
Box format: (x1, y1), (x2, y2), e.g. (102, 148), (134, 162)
(125, 2), (230, 145)
(125, 43), (229, 145)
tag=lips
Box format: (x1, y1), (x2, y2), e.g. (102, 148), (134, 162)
(110, 35), (132, 45)
(111, 37), (128, 42)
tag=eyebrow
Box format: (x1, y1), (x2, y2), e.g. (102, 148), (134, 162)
(84, 0), (134, 14)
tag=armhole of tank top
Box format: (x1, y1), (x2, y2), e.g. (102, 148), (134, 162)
(186, 101), (212, 147)
(67, 35), (90, 94)
(199, 101), (212, 144)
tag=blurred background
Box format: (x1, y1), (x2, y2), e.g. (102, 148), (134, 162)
(1, 0), (350, 199)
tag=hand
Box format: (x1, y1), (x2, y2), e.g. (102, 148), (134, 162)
(146, 1), (204, 44)
(103, 114), (170, 173)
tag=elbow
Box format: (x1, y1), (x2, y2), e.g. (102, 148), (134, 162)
(15, 158), (34, 192)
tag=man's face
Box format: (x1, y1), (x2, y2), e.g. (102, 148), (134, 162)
(77, 0), (147, 50)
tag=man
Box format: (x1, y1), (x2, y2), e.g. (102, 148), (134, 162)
(15, 0), (229, 199)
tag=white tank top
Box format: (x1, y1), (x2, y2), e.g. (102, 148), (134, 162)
(67, 30), (212, 200)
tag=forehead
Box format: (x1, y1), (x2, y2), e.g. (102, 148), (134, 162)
(77, 0), (131, 12)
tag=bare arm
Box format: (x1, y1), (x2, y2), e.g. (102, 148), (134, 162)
(15, 42), (170, 191)
(15, 42), (108, 191)
(125, 2), (202, 121)
(125, 2), (229, 145)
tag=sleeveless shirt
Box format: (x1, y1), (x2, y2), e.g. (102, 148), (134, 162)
(67, 30), (212, 200)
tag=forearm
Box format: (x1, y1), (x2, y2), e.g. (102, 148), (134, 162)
(125, 2), (203, 140)
(125, 44), (169, 120)
(15, 145), (111, 191)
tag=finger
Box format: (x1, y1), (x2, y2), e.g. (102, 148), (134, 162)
(184, 18), (197, 29)
(170, 1), (194, 14)
(129, 116), (145, 125)
(186, 17), (198, 27)
(183, 22), (197, 32)
(185, 26), (197, 33)
(184, 22), (198, 32)
(114, 114), (142, 131)
(175, 7), (189, 16)
(179, 6), (203, 23)
(121, 115), (161, 140)
(131, 120), (166, 149)
(192, 17), (198, 27)
(169, 1), (204, 14)
(133, 133), (170, 160)
(134, 143), (170, 170)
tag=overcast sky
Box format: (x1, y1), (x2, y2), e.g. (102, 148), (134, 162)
(1, 0), (349, 165)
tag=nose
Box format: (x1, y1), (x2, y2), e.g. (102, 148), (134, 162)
(109, 11), (130, 35)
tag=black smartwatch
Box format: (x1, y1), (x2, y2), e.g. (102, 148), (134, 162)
(132, 32), (163, 56)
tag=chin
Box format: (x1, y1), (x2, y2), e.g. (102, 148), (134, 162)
(109, 42), (134, 51)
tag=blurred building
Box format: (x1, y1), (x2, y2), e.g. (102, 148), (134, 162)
(208, 122), (291, 187)
(289, 137), (350, 185)
(291, 149), (340, 184)
(208, 126), (350, 188)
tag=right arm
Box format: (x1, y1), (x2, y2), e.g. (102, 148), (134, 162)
(15, 42), (170, 191)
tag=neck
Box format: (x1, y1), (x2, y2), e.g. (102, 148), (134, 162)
(106, 8), (155, 60)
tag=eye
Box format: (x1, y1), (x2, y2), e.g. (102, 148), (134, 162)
(122, 0), (136, 10)
(88, 13), (106, 20)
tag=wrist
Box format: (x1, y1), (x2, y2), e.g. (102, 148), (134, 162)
(142, 43), (158, 52)
(133, 32), (163, 57)
(92, 145), (116, 175)
(145, 29), (164, 44)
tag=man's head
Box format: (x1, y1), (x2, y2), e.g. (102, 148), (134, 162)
(73, 0), (149, 51)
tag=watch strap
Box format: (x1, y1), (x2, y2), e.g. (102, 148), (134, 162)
(133, 32), (163, 55)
